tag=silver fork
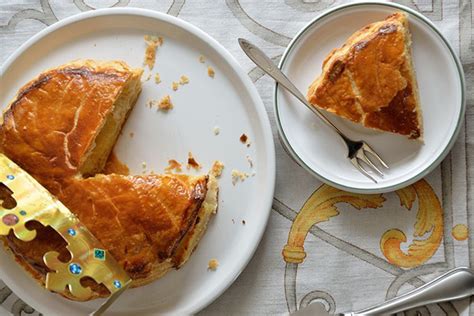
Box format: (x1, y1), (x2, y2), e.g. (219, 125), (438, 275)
(238, 38), (388, 183)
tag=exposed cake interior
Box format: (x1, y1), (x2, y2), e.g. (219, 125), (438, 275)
(80, 66), (143, 176)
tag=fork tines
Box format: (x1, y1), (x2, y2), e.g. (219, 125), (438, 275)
(351, 143), (389, 183)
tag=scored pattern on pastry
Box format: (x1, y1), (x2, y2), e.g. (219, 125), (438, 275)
(0, 60), (219, 300)
(307, 12), (423, 140)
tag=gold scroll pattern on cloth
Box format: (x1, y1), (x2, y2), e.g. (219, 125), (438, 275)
(282, 179), (445, 268)
(452, 224), (469, 241)
(381, 180), (443, 268)
(0, 153), (131, 300)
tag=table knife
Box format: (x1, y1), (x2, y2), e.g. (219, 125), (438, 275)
(292, 267), (474, 315)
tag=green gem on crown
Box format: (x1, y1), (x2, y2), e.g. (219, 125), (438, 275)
(93, 248), (106, 261)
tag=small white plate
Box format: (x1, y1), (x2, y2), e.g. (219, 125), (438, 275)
(274, 2), (465, 193)
(0, 8), (275, 315)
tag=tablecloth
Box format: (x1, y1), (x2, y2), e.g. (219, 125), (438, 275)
(0, 0), (473, 315)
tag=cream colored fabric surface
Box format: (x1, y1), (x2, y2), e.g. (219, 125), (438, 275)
(0, 1), (473, 315)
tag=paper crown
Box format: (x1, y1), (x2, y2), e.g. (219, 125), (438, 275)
(0, 153), (131, 302)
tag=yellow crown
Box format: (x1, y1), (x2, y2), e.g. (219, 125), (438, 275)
(0, 153), (131, 302)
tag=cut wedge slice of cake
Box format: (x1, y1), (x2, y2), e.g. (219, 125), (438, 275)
(0, 60), (144, 192)
(307, 12), (423, 140)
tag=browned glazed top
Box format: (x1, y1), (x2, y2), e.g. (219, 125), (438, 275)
(0, 62), (132, 192)
(307, 12), (422, 139)
(0, 60), (214, 299)
(6, 174), (207, 280)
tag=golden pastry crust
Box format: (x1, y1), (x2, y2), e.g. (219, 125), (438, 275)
(0, 60), (219, 300)
(172, 175), (218, 268)
(307, 12), (423, 140)
(0, 60), (143, 193)
(4, 173), (216, 299)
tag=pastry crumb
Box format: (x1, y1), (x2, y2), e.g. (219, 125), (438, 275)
(241, 133), (251, 147)
(154, 73), (161, 84)
(144, 35), (163, 69)
(199, 55), (206, 63)
(157, 95), (173, 111)
(246, 155), (253, 168)
(213, 126), (220, 135)
(172, 81), (179, 91)
(165, 159), (182, 173)
(179, 75), (189, 85)
(129, 132), (134, 138)
(242, 220), (246, 225)
(187, 152), (201, 170)
(207, 66), (215, 78)
(144, 73), (151, 81)
(232, 219), (235, 224)
(231, 169), (249, 185)
(142, 162), (147, 169)
(208, 258), (219, 271)
(210, 160), (224, 177)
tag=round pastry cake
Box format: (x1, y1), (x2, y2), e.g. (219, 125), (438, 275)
(0, 60), (218, 300)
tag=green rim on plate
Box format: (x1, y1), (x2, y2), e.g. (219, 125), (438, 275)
(273, 1), (466, 194)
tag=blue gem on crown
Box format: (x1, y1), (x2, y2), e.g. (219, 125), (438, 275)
(67, 228), (77, 237)
(6, 175), (14, 180)
(19, 210), (27, 216)
(69, 263), (82, 275)
(113, 280), (122, 289)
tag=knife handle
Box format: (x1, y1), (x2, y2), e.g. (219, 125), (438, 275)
(350, 267), (474, 315)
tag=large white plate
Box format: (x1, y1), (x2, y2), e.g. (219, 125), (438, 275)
(274, 2), (465, 193)
(0, 8), (275, 315)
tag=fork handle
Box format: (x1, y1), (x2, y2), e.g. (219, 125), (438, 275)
(238, 38), (347, 139)
(349, 267), (474, 315)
